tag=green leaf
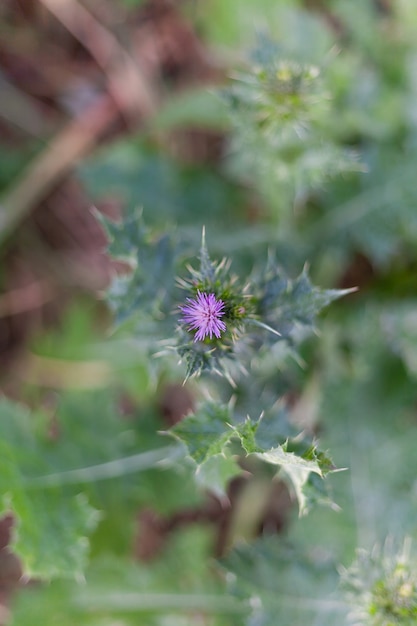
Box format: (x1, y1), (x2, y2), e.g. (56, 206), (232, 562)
(97, 209), (176, 328)
(314, 152), (417, 268)
(195, 455), (242, 499)
(0, 390), (189, 579)
(234, 417), (259, 454)
(12, 492), (98, 581)
(256, 445), (322, 475)
(254, 444), (323, 516)
(170, 403), (234, 465)
(81, 144), (244, 234)
(169, 402), (334, 513)
(254, 406), (295, 450)
(257, 263), (355, 340)
(13, 530), (244, 625)
(221, 535), (343, 625)
(383, 304), (417, 379)
(168, 402), (249, 497)
(176, 340), (217, 381)
(0, 399), (99, 579)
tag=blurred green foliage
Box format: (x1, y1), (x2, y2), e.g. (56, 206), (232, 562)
(3, 1), (417, 625)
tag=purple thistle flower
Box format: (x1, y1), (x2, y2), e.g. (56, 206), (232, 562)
(179, 291), (226, 342)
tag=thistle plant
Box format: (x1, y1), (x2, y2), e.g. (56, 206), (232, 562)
(175, 231), (252, 380)
(175, 229), (354, 381)
(341, 538), (417, 626)
(222, 38), (359, 219)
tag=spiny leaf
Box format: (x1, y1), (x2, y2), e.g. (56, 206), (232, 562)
(195, 455), (242, 500)
(176, 333), (236, 382)
(97, 209), (177, 327)
(169, 402), (335, 513)
(96, 208), (146, 261)
(177, 340), (218, 381)
(168, 402), (245, 497)
(280, 270), (356, 324)
(234, 417), (259, 454)
(254, 406), (296, 450)
(257, 263), (356, 340)
(169, 402), (264, 465)
(169, 403), (234, 465)
(254, 445), (323, 516)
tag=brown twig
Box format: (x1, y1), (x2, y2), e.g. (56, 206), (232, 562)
(0, 279), (53, 317)
(38, 0), (156, 124)
(0, 74), (53, 137)
(0, 94), (115, 245)
(0, 0), (158, 247)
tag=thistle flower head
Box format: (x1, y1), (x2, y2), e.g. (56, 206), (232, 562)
(179, 291), (226, 342)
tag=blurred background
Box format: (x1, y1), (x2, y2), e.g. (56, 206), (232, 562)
(2, 0), (417, 624)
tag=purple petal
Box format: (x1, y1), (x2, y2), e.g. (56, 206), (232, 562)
(179, 291), (226, 341)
